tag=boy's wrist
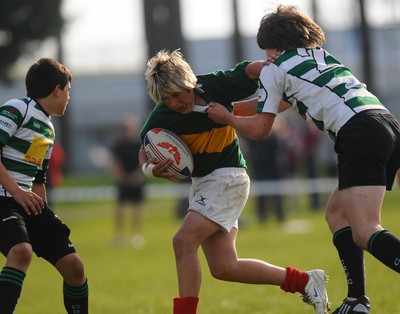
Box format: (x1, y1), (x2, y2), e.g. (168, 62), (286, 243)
(142, 163), (155, 179)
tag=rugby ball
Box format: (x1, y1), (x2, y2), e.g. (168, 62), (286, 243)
(143, 128), (194, 179)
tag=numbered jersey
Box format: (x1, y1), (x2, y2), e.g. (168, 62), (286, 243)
(257, 47), (387, 139)
(0, 97), (54, 195)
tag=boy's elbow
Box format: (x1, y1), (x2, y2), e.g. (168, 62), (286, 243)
(254, 133), (269, 141)
(250, 129), (270, 141)
(252, 113), (274, 140)
(258, 133), (270, 141)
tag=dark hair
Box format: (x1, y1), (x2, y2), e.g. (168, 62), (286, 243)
(257, 5), (326, 51)
(25, 58), (72, 98)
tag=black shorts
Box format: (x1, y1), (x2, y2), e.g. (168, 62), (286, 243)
(0, 197), (76, 265)
(335, 109), (400, 190)
(117, 183), (144, 203)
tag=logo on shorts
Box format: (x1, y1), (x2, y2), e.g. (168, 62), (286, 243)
(2, 215), (18, 222)
(195, 195), (208, 206)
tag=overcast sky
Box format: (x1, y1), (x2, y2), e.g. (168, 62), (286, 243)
(16, 0), (400, 76)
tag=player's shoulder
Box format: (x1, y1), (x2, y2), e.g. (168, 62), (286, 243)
(2, 97), (28, 109)
(0, 98), (31, 119)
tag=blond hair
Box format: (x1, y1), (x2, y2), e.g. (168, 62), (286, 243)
(145, 49), (197, 104)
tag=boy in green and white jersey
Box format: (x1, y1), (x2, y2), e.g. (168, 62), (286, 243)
(0, 58), (89, 313)
(207, 5), (400, 314)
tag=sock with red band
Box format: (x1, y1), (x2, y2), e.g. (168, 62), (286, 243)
(280, 266), (309, 295)
(173, 296), (199, 314)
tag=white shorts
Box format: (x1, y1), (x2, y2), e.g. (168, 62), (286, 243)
(189, 168), (249, 232)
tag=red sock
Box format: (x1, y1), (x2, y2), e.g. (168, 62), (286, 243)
(173, 296), (199, 314)
(280, 266), (308, 295)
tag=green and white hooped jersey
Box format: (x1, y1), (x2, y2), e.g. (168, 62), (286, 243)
(0, 97), (54, 196)
(257, 47), (387, 139)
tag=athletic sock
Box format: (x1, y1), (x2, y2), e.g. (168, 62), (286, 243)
(280, 266), (309, 295)
(368, 229), (400, 273)
(333, 227), (366, 298)
(63, 279), (89, 314)
(0, 266), (26, 314)
(173, 296), (199, 314)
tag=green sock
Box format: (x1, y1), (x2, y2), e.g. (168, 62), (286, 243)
(368, 230), (400, 273)
(63, 279), (89, 314)
(333, 227), (366, 298)
(0, 267), (26, 314)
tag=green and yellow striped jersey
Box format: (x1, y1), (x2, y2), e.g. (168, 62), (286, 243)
(140, 61), (259, 177)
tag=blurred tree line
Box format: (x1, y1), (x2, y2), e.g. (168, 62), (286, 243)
(0, 0), (63, 84)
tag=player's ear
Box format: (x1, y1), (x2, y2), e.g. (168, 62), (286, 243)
(52, 84), (62, 96)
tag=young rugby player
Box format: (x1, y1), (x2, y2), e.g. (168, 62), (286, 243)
(139, 49), (330, 314)
(207, 5), (400, 313)
(0, 58), (89, 313)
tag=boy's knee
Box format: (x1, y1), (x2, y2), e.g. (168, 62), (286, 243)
(7, 243), (33, 267)
(209, 264), (235, 281)
(64, 256), (86, 283)
(172, 233), (187, 256)
(57, 254), (86, 284)
(71, 258), (85, 278)
(172, 232), (199, 259)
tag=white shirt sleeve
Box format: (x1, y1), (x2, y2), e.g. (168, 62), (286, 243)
(257, 65), (284, 115)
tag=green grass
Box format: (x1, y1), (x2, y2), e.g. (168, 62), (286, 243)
(6, 188), (400, 313)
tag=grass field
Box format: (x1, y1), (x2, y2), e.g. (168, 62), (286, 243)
(6, 187), (400, 313)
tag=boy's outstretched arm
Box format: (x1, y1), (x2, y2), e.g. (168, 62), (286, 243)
(245, 55), (280, 79)
(232, 98), (258, 116)
(207, 102), (276, 141)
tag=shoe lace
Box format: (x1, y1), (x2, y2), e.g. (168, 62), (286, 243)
(301, 294), (331, 312)
(301, 294), (314, 306)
